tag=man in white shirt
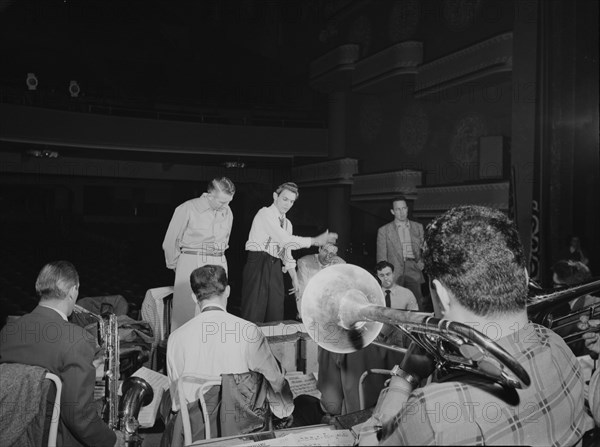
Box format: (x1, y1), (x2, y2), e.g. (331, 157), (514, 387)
(162, 177), (235, 330)
(295, 243), (345, 319)
(167, 265), (294, 420)
(375, 261), (419, 311)
(241, 182), (338, 323)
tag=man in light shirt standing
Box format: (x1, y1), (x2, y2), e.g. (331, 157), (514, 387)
(241, 182), (337, 323)
(376, 197), (426, 311)
(162, 177), (235, 330)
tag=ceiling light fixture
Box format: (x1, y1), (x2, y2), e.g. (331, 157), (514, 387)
(68, 80), (80, 98)
(223, 161), (246, 168)
(26, 73), (38, 91)
(26, 149), (59, 159)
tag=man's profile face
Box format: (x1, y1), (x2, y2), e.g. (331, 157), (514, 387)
(377, 267), (394, 289)
(208, 189), (233, 211)
(273, 189), (297, 215)
(318, 244), (338, 265)
(391, 200), (408, 222)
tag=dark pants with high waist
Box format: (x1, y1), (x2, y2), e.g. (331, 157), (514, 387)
(241, 251), (284, 323)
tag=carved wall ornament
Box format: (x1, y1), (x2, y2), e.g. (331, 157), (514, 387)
(398, 103), (429, 156)
(389, 0), (420, 43)
(450, 113), (488, 166)
(442, 0), (483, 32)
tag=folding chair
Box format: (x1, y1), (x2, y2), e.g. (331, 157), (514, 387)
(176, 373), (221, 445)
(45, 372), (62, 447)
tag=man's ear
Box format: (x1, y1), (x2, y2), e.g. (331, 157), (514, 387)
(68, 284), (78, 301)
(431, 279), (451, 317)
(273, 192), (278, 202)
(390, 209), (395, 216)
(224, 285), (231, 299)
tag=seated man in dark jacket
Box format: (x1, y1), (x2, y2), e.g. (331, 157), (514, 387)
(0, 260), (123, 447)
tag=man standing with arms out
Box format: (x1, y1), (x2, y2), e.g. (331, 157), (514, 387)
(375, 261), (418, 311)
(0, 261), (123, 447)
(162, 177), (235, 330)
(373, 206), (593, 445)
(241, 182), (337, 323)
(295, 243), (345, 320)
(376, 197), (426, 311)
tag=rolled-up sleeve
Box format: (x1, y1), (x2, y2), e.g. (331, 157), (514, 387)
(162, 202), (189, 269)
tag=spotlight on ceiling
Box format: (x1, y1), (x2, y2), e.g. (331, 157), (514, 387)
(223, 161), (246, 169)
(26, 73), (38, 91)
(26, 149), (59, 159)
(69, 80), (80, 98)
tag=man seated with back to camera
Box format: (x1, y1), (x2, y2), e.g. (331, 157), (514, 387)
(0, 260), (124, 447)
(164, 265), (294, 444)
(365, 206), (593, 445)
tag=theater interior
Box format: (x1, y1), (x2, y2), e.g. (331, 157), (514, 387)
(0, 0), (598, 445)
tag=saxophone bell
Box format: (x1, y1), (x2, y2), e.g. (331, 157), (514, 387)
(119, 376), (154, 446)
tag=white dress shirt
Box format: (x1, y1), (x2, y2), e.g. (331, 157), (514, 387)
(382, 284), (419, 310)
(245, 204), (311, 270)
(166, 303), (291, 417)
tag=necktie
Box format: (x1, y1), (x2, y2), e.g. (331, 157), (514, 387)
(279, 216), (285, 228)
(385, 290), (391, 308)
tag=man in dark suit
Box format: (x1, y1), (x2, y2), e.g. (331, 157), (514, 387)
(0, 261), (122, 447)
(376, 197), (426, 310)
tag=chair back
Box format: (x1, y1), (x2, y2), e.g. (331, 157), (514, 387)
(141, 287), (173, 371)
(176, 374), (221, 445)
(0, 364), (62, 447)
(45, 373), (62, 447)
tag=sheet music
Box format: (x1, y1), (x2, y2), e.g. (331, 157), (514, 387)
(130, 366), (169, 427)
(236, 428), (355, 446)
(259, 322), (306, 338)
(285, 371), (321, 400)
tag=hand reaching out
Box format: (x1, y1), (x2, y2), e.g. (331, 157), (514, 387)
(578, 315), (600, 359)
(314, 230), (339, 247)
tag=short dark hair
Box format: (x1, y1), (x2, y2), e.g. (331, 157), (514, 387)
(552, 260), (591, 285)
(375, 261), (395, 272)
(35, 261), (79, 301)
(391, 196), (408, 206)
(275, 182), (299, 198)
(190, 265), (228, 303)
(422, 206), (527, 316)
(208, 177), (235, 196)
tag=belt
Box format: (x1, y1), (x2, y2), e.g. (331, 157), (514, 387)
(181, 250), (224, 257)
(405, 258), (416, 261)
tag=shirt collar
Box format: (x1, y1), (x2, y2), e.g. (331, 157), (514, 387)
(396, 220), (410, 228)
(197, 193), (229, 215)
(268, 204), (286, 220)
(199, 301), (227, 313)
(39, 304), (68, 321)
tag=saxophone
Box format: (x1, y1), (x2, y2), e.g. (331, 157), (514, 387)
(73, 305), (154, 446)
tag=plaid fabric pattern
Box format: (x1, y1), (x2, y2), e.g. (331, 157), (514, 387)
(381, 323), (594, 446)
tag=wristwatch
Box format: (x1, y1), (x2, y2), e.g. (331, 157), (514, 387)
(389, 365), (420, 389)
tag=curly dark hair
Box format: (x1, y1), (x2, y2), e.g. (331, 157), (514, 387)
(422, 206), (527, 316)
(190, 265), (228, 303)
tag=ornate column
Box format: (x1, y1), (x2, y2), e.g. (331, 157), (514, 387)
(308, 45), (360, 253)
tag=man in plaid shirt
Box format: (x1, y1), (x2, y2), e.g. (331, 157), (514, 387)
(377, 206), (594, 446)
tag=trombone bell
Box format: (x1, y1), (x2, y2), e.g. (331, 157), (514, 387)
(302, 264), (384, 354)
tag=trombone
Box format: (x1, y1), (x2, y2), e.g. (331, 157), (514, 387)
(527, 278), (600, 348)
(301, 264), (531, 390)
